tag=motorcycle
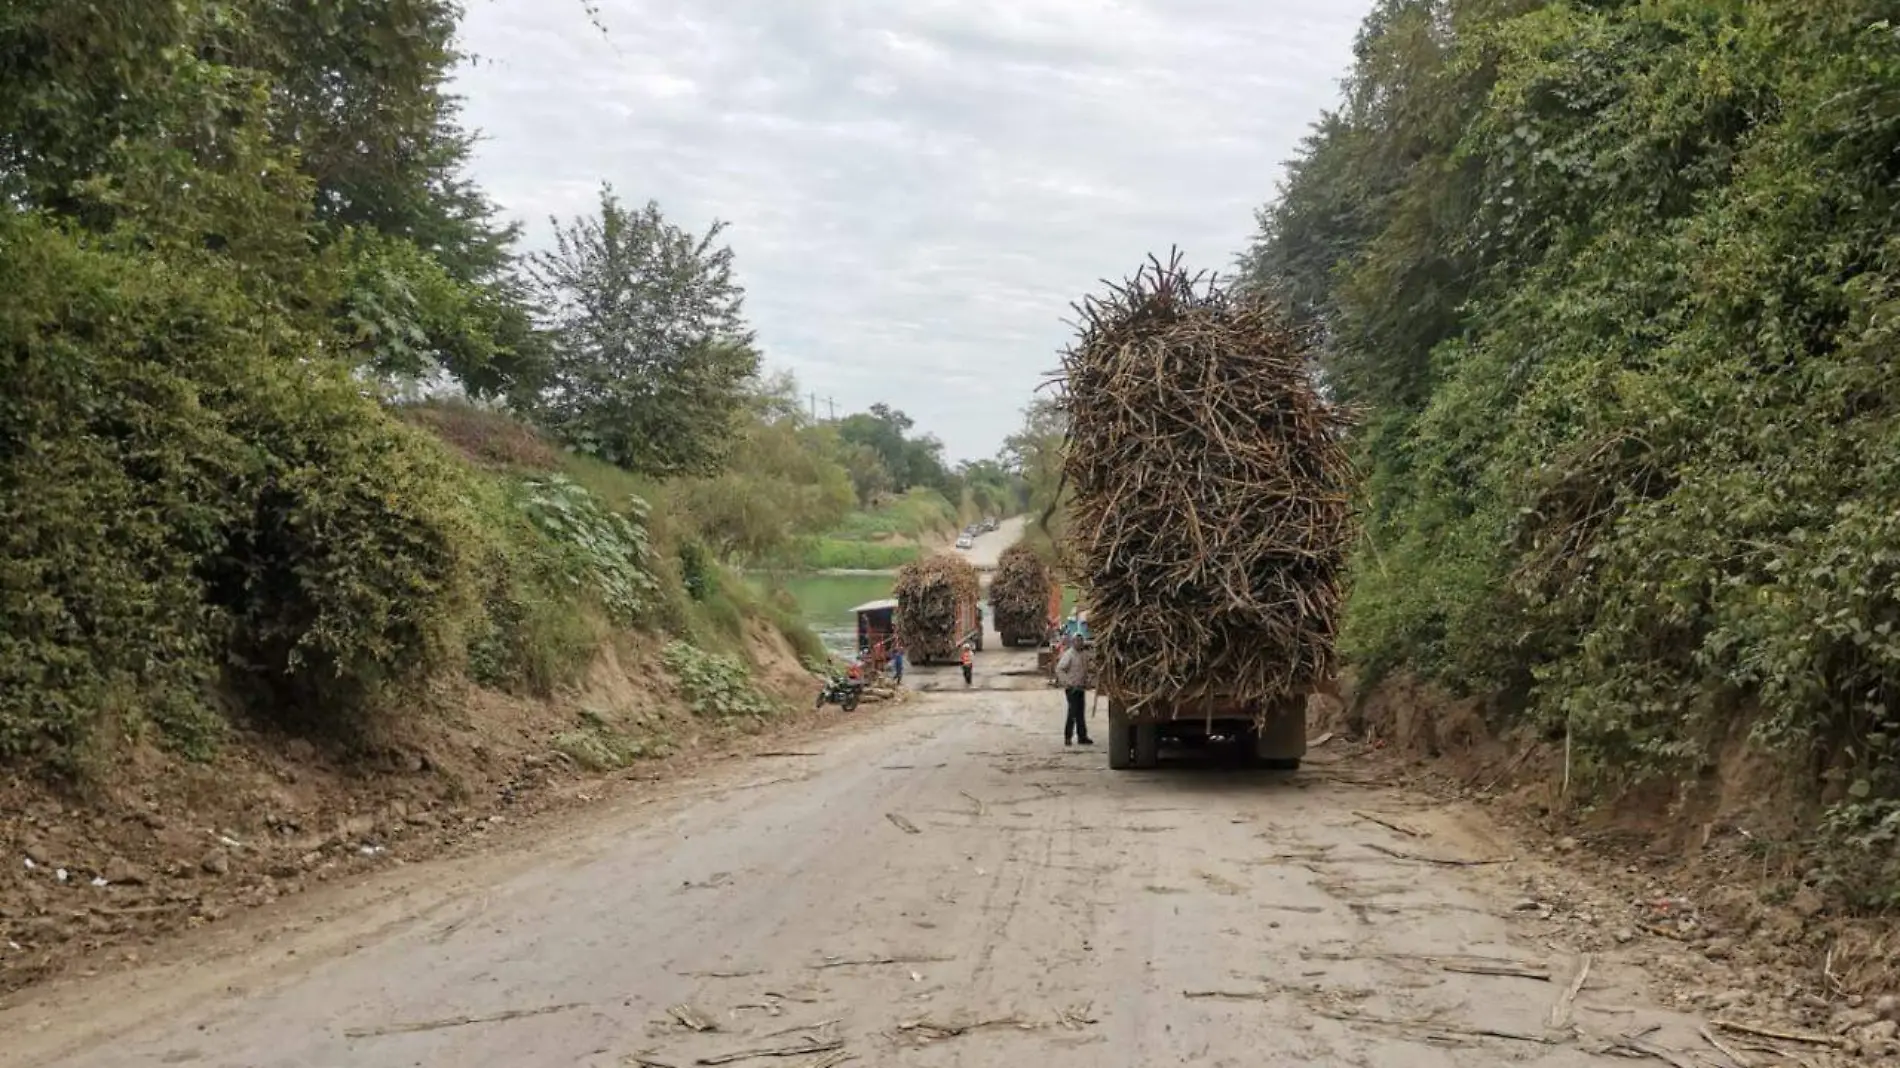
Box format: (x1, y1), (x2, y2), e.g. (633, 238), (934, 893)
(815, 674), (864, 712)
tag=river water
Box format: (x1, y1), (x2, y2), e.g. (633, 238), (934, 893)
(766, 572), (897, 657)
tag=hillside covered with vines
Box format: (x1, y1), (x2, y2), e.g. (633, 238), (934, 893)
(1246, 0), (1900, 900)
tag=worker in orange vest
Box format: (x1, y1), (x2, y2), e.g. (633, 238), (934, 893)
(959, 643), (973, 687)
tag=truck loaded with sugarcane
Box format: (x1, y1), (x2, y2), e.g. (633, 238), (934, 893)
(1054, 252), (1354, 771)
(893, 553), (983, 665)
(989, 544), (1057, 647)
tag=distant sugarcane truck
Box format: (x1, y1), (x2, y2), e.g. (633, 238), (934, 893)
(893, 554), (985, 665)
(904, 597), (981, 664)
(991, 548), (1060, 648)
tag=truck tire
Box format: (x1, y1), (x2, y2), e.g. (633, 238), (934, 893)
(1134, 722), (1161, 769)
(1254, 696), (1308, 771)
(1107, 707), (1132, 770)
(1236, 725), (1264, 768)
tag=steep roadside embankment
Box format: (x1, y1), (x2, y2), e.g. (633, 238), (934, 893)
(0, 401), (835, 997)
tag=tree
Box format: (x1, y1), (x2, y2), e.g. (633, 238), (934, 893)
(834, 403), (960, 496)
(1002, 397), (1067, 509)
(0, 0), (545, 400)
(670, 377), (856, 566)
(526, 187), (760, 475)
(956, 458), (1020, 517)
(837, 442), (894, 505)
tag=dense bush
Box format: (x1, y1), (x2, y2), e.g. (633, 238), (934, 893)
(661, 641), (778, 720)
(1249, 0), (1900, 866)
(0, 0), (825, 780)
(0, 214), (491, 762)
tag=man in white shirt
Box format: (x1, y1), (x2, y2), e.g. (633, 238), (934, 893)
(1055, 638), (1093, 746)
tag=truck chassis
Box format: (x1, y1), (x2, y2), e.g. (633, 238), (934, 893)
(1104, 692), (1307, 771)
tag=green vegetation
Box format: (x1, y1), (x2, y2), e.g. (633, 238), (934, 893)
(0, 0), (840, 778)
(553, 707), (670, 771)
(517, 476), (657, 625)
(662, 642), (779, 721)
(1004, 399), (1069, 564)
(524, 188), (758, 475)
(1247, 0), (1900, 901)
(801, 488), (957, 569)
(795, 408), (1029, 571)
(803, 541), (929, 572)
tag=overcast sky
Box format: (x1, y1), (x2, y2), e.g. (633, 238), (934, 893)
(452, 0), (1369, 462)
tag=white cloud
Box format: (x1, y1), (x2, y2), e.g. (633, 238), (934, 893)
(453, 0), (1369, 460)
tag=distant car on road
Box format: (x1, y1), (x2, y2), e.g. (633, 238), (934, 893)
(955, 535), (974, 550)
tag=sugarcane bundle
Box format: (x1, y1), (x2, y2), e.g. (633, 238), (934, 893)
(990, 544), (1053, 645)
(1055, 250), (1354, 707)
(893, 553), (980, 658)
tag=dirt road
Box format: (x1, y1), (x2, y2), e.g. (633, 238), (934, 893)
(961, 515), (1026, 570)
(2, 660), (1733, 1067)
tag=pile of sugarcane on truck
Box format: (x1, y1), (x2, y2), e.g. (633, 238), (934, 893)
(892, 553), (984, 664)
(1053, 252), (1354, 772)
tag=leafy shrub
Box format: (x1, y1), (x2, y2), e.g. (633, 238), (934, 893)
(518, 475), (657, 625)
(677, 538), (716, 602)
(462, 483), (600, 694)
(802, 539), (923, 571)
(0, 212), (491, 763)
(1250, 0), (1900, 863)
(214, 365), (488, 726)
(661, 641), (778, 719)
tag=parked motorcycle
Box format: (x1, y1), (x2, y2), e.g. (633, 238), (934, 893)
(815, 675), (863, 712)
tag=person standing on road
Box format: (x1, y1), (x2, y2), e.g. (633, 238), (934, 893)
(960, 643), (974, 687)
(890, 642), (906, 685)
(1055, 637), (1093, 746)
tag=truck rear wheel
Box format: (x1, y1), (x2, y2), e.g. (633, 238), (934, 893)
(1236, 725), (1264, 767)
(1133, 722), (1161, 769)
(1255, 697), (1307, 771)
(1107, 704), (1132, 770)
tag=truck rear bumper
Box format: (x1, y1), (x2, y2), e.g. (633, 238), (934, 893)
(1105, 695), (1307, 770)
